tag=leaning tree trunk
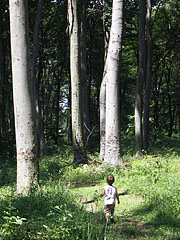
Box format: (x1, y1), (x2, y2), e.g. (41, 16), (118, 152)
(9, 0), (39, 194)
(68, 0), (86, 164)
(143, 0), (152, 151)
(104, 0), (124, 166)
(135, 0), (146, 157)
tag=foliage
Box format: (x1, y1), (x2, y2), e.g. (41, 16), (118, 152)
(0, 182), (105, 240)
(0, 160), (16, 187)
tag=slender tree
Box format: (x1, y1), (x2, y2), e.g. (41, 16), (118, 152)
(68, 0), (86, 164)
(32, 0), (47, 156)
(9, 0), (39, 194)
(81, 0), (91, 150)
(0, 23), (3, 143)
(135, 0), (146, 156)
(54, 69), (61, 144)
(104, 0), (124, 166)
(100, 1), (111, 161)
(143, 0), (152, 151)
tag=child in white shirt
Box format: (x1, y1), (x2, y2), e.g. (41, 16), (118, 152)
(101, 175), (120, 224)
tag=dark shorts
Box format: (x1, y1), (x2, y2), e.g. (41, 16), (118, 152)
(104, 204), (115, 215)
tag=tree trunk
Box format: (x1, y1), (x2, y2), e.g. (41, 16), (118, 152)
(135, 0), (146, 156)
(166, 66), (175, 137)
(81, 0), (91, 151)
(179, 102), (180, 134)
(32, 0), (47, 156)
(143, 0), (152, 151)
(102, 1), (110, 62)
(0, 23), (3, 143)
(68, 0), (87, 164)
(9, 0), (39, 194)
(104, 0), (124, 166)
(54, 69), (61, 144)
(99, 67), (106, 161)
(99, 1), (111, 161)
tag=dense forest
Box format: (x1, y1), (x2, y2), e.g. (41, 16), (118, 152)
(0, 0), (179, 153)
(1, 0), (180, 192)
(1, 0), (180, 239)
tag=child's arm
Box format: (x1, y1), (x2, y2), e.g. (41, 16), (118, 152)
(100, 188), (105, 197)
(116, 189), (120, 204)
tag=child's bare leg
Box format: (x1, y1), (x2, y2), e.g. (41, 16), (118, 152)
(105, 207), (110, 224)
(106, 212), (110, 223)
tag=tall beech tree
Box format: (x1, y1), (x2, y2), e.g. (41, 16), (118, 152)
(9, 0), (39, 194)
(104, 0), (124, 166)
(143, 0), (152, 151)
(68, 0), (86, 164)
(135, 0), (146, 156)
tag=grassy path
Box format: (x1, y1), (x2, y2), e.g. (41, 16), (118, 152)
(70, 181), (180, 240)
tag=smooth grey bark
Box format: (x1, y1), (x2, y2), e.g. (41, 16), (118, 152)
(104, 0), (124, 166)
(99, 67), (106, 161)
(99, 1), (110, 161)
(9, 0), (39, 194)
(32, 0), (47, 156)
(68, 0), (86, 164)
(135, 0), (146, 156)
(143, 0), (152, 151)
(81, 0), (91, 150)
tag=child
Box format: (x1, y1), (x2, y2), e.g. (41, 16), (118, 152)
(101, 175), (120, 224)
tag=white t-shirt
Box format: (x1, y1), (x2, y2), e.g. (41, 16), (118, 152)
(104, 185), (117, 205)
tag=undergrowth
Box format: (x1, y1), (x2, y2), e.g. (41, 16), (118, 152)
(1, 136), (180, 239)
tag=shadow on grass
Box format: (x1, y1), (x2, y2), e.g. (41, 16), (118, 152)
(132, 202), (180, 228)
(105, 212), (180, 240)
(111, 201), (180, 240)
(105, 215), (153, 240)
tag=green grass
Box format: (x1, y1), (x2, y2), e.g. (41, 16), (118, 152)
(1, 136), (180, 239)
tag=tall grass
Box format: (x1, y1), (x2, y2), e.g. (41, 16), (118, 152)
(124, 156), (180, 222)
